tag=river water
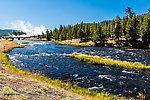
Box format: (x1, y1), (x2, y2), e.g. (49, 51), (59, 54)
(8, 40), (150, 99)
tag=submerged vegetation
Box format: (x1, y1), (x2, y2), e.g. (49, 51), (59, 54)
(0, 40), (132, 100)
(70, 53), (150, 72)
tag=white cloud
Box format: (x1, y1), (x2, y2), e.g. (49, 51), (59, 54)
(11, 20), (47, 36)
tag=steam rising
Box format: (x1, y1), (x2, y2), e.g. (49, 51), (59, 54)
(11, 20), (46, 36)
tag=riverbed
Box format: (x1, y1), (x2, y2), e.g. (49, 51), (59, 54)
(8, 40), (150, 99)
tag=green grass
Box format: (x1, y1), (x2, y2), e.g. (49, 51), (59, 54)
(0, 44), (132, 100)
(53, 40), (93, 47)
(70, 53), (150, 72)
(22, 42), (30, 44)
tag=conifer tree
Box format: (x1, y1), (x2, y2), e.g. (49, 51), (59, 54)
(90, 25), (94, 37)
(125, 7), (135, 18)
(107, 24), (111, 37)
(111, 19), (115, 37)
(77, 28), (83, 42)
(93, 25), (105, 44)
(84, 24), (90, 41)
(104, 22), (108, 37)
(114, 16), (121, 40)
(121, 17), (127, 36)
(126, 15), (139, 47)
(52, 28), (59, 40)
(142, 12), (150, 48)
(46, 29), (51, 41)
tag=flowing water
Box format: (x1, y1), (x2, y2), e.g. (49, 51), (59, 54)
(8, 40), (150, 99)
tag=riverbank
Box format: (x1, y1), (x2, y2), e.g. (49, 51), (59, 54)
(0, 40), (130, 100)
(0, 40), (85, 99)
(70, 53), (150, 72)
(0, 40), (24, 52)
(53, 39), (94, 47)
(24, 37), (47, 41)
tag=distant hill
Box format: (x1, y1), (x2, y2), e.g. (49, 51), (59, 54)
(83, 20), (112, 28)
(0, 29), (17, 37)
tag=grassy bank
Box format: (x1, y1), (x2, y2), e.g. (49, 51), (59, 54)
(0, 40), (24, 52)
(53, 40), (94, 47)
(0, 40), (131, 100)
(70, 53), (150, 72)
(24, 37), (47, 41)
(22, 42), (30, 44)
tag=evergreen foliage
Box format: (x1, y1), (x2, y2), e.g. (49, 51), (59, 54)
(10, 31), (26, 36)
(42, 7), (150, 48)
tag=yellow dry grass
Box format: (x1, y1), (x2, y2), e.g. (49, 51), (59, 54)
(0, 40), (23, 52)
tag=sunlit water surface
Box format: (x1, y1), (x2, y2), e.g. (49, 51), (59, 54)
(8, 40), (150, 99)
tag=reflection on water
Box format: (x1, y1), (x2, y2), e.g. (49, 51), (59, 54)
(8, 40), (150, 99)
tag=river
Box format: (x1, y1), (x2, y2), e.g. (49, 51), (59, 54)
(8, 40), (150, 99)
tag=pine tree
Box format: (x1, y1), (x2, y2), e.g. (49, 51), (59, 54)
(107, 24), (111, 38)
(126, 15), (139, 47)
(104, 22), (108, 37)
(114, 16), (121, 40)
(42, 32), (45, 38)
(84, 24), (90, 41)
(77, 28), (83, 42)
(111, 19), (115, 37)
(46, 29), (51, 41)
(67, 25), (72, 40)
(125, 7), (135, 18)
(140, 16), (144, 38)
(52, 28), (59, 40)
(72, 27), (76, 39)
(142, 12), (150, 48)
(90, 25), (94, 37)
(121, 17), (127, 36)
(93, 25), (105, 44)
(60, 26), (67, 40)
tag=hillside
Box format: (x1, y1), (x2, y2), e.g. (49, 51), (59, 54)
(0, 29), (17, 37)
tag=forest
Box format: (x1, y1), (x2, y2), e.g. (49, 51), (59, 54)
(10, 31), (26, 36)
(43, 7), (150, 48)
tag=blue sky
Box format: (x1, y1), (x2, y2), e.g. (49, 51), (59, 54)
(0, 0), (150, 30)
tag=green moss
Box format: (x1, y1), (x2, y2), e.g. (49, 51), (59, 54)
(70, 53), (150, 72)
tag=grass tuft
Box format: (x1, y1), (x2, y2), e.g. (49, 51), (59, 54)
(70, 53), (150, 72)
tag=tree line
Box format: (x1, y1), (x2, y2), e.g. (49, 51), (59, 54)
(45, 7), (150, 48)
(10, 31), (26, 36)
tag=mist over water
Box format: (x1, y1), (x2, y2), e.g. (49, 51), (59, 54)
(8, 40), (150, 99)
